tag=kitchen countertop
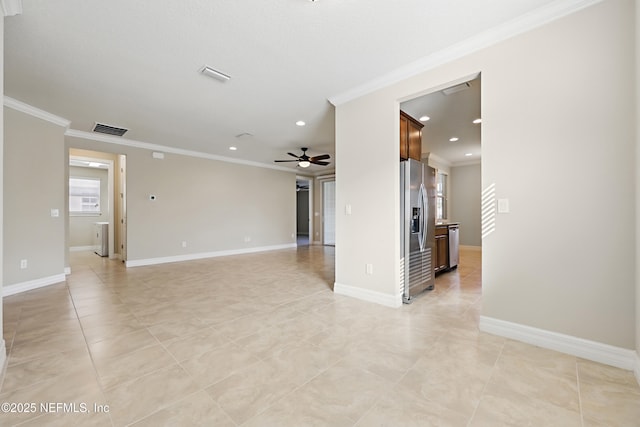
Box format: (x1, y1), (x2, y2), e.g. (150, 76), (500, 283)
(436, 221), (460, 227)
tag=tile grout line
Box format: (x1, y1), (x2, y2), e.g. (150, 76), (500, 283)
(576, 361), (585, 427)
(64, 272), (117, 427)
(465, 336), (507, 427)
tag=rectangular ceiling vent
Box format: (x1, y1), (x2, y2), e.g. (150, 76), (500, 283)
(442, 82), (471, 96)
(93, 122), (129, 137)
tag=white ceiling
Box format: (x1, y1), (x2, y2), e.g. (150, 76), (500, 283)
(5, 0), (557, 172)
(401, 76), (481, 166)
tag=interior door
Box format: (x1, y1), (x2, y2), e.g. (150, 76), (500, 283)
(322, 180), (336, 245)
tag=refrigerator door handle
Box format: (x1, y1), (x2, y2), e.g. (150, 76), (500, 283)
(418, 183), (427, 252)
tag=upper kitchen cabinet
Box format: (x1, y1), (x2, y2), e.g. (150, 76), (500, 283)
(400, 111), (424, 161)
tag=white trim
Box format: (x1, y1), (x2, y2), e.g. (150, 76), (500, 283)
(3, 274), (66, 297)
(426, 153), (452, 168)
(125, 243), (297, 268)
(65, 129), (296, 173)
(1, 0), (22, 16)
(3, 97), (318, 174)
(328, 0), (604, 106)
(479, 316), (637, 371)
(333, 282), (402, 308)
(451, 159), (482, 167)
(3, 96), (70, 128)
(70, 246), (95, 252)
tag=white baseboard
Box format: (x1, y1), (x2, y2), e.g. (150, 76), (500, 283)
(334, 282), (402, 308)
(125, 243), (297, 268)
(635, 352), (640, 386)
(69, 245), (94, 252)
(479, 316), (637, 371)
(3, 274), (67, 297)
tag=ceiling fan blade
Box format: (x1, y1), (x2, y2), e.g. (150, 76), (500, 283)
(287, 152), (300, 158)
(274, 160), (299, 163)
(309, 154), (330, 161)
(310, 160), (330, 166)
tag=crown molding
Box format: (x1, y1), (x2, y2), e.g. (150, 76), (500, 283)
(451, 159), (481, 167)
(328, 0), (604, 106)
(4, 96), (71, 128)
(1, 0), (22, 16)
(426, 153), (452, 168)
(64, 129), (297, 173)
(4, 96), (317, 174)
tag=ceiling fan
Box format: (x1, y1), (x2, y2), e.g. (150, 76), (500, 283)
(274, 147), (330, 168)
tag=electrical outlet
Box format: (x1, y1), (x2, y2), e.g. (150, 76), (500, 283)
(244, 236), (251, 242)
(366, 263), (373, 275)
(181, 241), (187, 248)
(20, 259), (28, 269)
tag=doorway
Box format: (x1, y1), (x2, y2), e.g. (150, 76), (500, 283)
(296, 178), (312, 246)
(322, 180), (336, 246)
(399, 75), (482, 250)
(68, 149), (127, 261)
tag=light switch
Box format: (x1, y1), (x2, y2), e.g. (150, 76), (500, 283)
(497, 198), (510, 213)
(50, 208), (59, 217)
(345, 204), (352, 215)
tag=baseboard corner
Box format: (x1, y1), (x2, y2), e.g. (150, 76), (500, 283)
(333, 282), (402, 308)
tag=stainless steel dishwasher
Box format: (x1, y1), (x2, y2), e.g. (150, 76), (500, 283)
(448, 225), (459, 268)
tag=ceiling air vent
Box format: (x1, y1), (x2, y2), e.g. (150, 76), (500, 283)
(93, 123), (129, 137)
(442, 82), (471, 96)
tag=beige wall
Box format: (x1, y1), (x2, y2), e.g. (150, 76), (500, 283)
(4, 108), (66, 286)
(335, 0), (636, 348)
(450, 163), (481, 246)
(66, 136), (296, 263)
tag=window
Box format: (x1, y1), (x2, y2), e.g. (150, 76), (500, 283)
(69, 177), (101, 215)
(436, 171), (447, 220)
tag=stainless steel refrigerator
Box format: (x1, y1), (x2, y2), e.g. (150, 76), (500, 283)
(400, 159), (435, 303)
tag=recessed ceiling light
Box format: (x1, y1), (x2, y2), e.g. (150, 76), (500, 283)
(473, 118), (482, 124)
(200, 65), (231, 82)
(449, 137), (459, 142)
(465, 153), (473, 157)
(296, 121), (306, 127)
(419, 116), (430, 122)
(229, 146), (237, 151)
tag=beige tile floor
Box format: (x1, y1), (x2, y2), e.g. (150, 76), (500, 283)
(1, 246), (639, 426)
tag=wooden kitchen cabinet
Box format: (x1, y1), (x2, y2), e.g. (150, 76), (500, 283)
(400, 111), (424, 161)
(435, 226), (449, 273)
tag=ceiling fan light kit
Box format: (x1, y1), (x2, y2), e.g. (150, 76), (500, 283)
(274, 147), (330, 168)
